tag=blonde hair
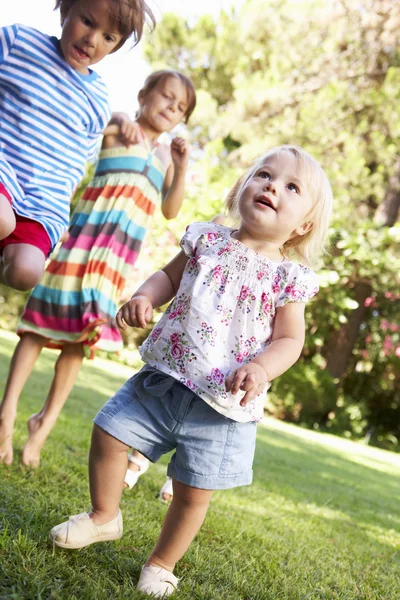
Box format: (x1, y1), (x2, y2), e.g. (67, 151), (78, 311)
(225, 145), (333, 267)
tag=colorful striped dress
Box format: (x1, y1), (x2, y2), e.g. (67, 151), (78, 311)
(17, 141), (168, 357)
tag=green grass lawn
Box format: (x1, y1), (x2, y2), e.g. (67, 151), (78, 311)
(1, 329), (399, 600)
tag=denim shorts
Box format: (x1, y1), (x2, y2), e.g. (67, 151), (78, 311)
(94, 365), (257, 490)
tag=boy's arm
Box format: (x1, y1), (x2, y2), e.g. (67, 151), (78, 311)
(103, 112), (140, 146)
(225, 302), (306, 406)
(161, 138), (190, 220)
(116, 251), (188, 330)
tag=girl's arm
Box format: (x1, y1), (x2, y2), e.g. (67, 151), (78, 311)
(225, 302), (306, 406)
(161, 137), (190, 220)
(116, 251), (188, 330)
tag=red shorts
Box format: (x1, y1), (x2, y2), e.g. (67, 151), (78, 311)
(0, 213), (52, 258)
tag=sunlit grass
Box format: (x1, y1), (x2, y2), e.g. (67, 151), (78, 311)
(1, 329), (400, 599)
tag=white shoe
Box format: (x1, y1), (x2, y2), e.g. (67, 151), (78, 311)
(137, 565), (178, 598)
(49, 510), (123, 549)
(124, 455), (150, 490)
(159, 477), (173, 504)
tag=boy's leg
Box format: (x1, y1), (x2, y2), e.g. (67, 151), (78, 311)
(147, 481), (214, 571)
(22, 343), (85, 467)
(0, 333), (48, 465)
(0, 194), (16, 240)
(1, 243), (46, 291)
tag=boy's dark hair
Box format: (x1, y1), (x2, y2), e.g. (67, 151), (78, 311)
(139, 70), (197, 123)
(55, 0), (156, 51)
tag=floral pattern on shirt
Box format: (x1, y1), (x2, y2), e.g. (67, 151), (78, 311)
(140, 222), (319, 423)
(161, 332), (197, 374)
(168, 293), (191, 323)
(232, 334), (259, 364)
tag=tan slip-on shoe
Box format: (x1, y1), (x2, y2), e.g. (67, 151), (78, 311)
(49, 510), (123, 549)
(137, 565), (179, 598)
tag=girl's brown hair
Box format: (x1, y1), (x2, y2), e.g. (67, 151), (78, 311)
(55, 0), (156, 51)
(139, 70), (197, 124)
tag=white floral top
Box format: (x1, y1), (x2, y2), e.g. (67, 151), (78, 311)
(140, 222), (319, 423)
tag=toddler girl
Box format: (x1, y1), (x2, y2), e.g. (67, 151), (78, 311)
(0, 70), (196, 468)
(50, 145), (333, 597)
(0, 0), (155, 290)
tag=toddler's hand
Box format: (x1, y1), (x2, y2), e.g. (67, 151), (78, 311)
(116, 296), (153, 330)
(170, 137), (190, 170)
(225, 363), (268, 407)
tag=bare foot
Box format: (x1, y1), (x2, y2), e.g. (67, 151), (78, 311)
(0, 417), (14, 465)
(21, 414), (45, 467)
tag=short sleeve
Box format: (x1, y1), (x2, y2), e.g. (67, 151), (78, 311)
(0, 25), (18, 64)
(180, 221), (223, 257)
(275, 263), (319, 307)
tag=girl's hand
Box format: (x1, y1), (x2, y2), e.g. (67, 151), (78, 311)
(170, 137), (190, 171)
(116, 296), (153, 330)
(225, 363), (268, 407)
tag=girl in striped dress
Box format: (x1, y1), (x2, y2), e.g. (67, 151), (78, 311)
(0, 70), (196, 468)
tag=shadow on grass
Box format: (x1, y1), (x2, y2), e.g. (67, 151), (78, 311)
(249, 425), (400, 531)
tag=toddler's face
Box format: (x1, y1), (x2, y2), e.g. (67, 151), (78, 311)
(138, 77), (189, 133)
(239, 151), (314, 244)
(60, 0), (123, 74)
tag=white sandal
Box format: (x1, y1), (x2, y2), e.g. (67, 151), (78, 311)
(137, 565), (178, 597)
(159, 477), (173, 503)
(124, 455), (150, 490)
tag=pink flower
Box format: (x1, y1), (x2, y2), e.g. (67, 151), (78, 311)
(212, 265), (226, 283)
(239, 286), (250, 302)
(272, 283), (280, 293)
(185, 379), (197, 391)
(210, 368), (225, 386)
(380, 320), (391, 331)
(383, 335), (394, 351)
(257, 271), (265, 280)
(151, 328), (162, 342)
(170, 332), (180, 344)
(290, 288), (302, 300)
(284, 284), (295, 295)
(171, 342), (184, 360)
(207, 232), (218, 241)
(395, 347), (400, 358)
(364, 297), (375, 307)
(360, 350), (369, 359)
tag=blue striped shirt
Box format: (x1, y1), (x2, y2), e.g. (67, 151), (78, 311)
(0, 24), (111, 250)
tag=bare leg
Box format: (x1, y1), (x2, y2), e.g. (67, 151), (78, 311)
(89, 425), (130, 524)
(22, 343), (84, 467)
(0, 333), (47, 465)
(1, 243), (45, 291)
(146, 481), (214, 572)
(0, 194), (15, 240)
